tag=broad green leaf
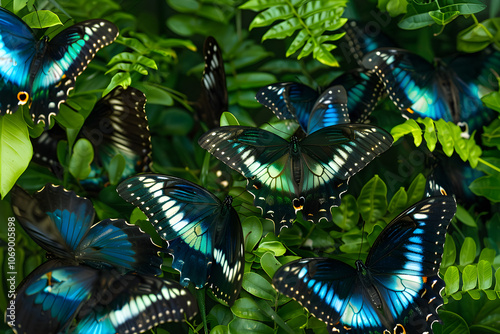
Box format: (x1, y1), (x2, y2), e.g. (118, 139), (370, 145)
(331, 194), (359, 230)
(435, 119), (454, 156)
(455, 205), (477, 227)
(69, 139), (94, 180)
(210, 326), (229, 334)
(135, 83), (174, 106)
(220, 112), (240, 126)
(444, 266), (460, 295)
(242, 272), (276, 301)
(406, 173), (426, 206)
(429, 10), (459, 26)
(479, 248), (496, 265)
(260, 252), (282, 278)
(257, 241), (286, 257)
(390, 119), (422, 144)
(442, 234), (457, 269)
(104, 72), (132, 96)
(469, 175), (500, 202)
(240, 0), (285, 11)
(378, 0), (407, 16)
(460, 237), (477, 266)
(495, 268), (500, 291)
(357, 175), (387, 224)
(210, 304), (234, 326)
(23, 10), (61, 29)
(228, 318), (274, 334)
(482, 89), (500, 113)
(457, 18), (500, 52)
(56, 105), (85, 131)
(0, 113), (32, 198)
(108, 154), (126, 185)
(231, 298), (267, 321)
(434, 310), (469, 334)
(242, 216), (263, 252)
(482, 119), (500, 150)
(387, 187), (408, 214)
(462, 265), (477, 291)
(478, 260), (493, 289)
(466, 136), (482, 168)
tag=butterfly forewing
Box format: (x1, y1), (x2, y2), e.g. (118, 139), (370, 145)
(307, 85), (350, 134)
(116, 174), (244, 306)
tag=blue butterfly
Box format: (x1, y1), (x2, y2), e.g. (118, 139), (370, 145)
(0, 7), (118, 127)
(197, 36), (228, 128)
(10, 184), (162, 276)
(273, 196), (457, 334)
(256, 70), (383, 134)
(362, 47), (500, 132)
(116, 174), (245, 306)
(198, 124), (393, 233)
(10, 260), (198, 334)
(32, 86), (152, 189)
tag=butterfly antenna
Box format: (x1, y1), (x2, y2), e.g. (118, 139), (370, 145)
(358, 217), (366, 261)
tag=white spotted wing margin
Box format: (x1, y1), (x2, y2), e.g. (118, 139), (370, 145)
(198, 124), (393, 234)
(116, 173), (244, 307)
(272, 196), (456, 334)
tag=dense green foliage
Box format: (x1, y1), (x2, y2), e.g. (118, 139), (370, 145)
(0, 0), (500, 333)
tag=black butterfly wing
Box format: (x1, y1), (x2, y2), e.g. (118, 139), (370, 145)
(117, 174), (244, 306)
(364, 196), (456, 334)
(329, 69), (385, 123)
(73, 270), (198, 333)
(198, 36), (228, 128)
(31, 19), (119, 126)
(273, 258), (385, 333)
(256, 82), (319, 132)
(307, 85), (350, 134)
(80, 86), (152, 188)
(198, 126), (298, 232)
(0, 7), (36, 114)
(298, 124), (393, 222)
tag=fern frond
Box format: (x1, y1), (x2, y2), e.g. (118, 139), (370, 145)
(240, 0), (348, 67)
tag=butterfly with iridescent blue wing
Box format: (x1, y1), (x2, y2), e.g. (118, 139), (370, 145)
(10, 184), (161, 276)
(196, 36), (228, 128)
(362, 47), (500, 132)
(116, 174), (244, 306)
(256, 70), (383, 134)
(273, 196), (456, 334)
(198, 124), (393, 233)
(0, 6), (118, 127)
(10, 260), (198, 334)
(32, 86), (152, 189)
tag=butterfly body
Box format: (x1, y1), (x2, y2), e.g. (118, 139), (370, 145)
(0, 7), (119, 126)
(199, 125), (393, 233)
(117, 174), (244, 306)
(273, 196), (456, 334)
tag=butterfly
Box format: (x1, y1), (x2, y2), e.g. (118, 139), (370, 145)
(116, 174), (244, 306)
(197, 36), (228, 128)
(32, 86), (152, 189)
(10, 183), (162, 276)
(0, 7), (119, 127)
(198, 124), (393, 233)
(362, 47), (500, 132)
(256, 70), (383, 134)
(273, 196), (457, 334)
(10, 260), (198, 334)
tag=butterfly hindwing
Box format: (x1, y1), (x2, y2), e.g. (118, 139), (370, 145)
(198, 125), (393, 232)
(272, 196), (456, 334)
(11, 184), (162, 275)
(116, 174), (244, 306)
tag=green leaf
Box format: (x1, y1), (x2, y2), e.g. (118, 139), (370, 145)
(220, 112), (240, 126)
(135, 83), (174, 106)
(378, 0), (407, 16)
(457, 18), (500, 52)
(257, 241), (286, 257)
(417, 117), (437, 151)
(477, 260), (493, 290)
(69, 139), (94, 180)
(469, 175), (500, 202)
(482, 89), (500, 113)
(228, 318), (274, 334)
(442, 234), (457, 269)
(0, 113), (32, 198)
(435, 310), (470, 334)
(108, 154), (126, 185)
(331, 194), (359, 230)
(455, 205), (477, 227)
(444, 266), (460, 295)
(242, 216), (263, 252)
(479, 248), (496, 265)
(495, 267), (500, 291)
(241, 272), (277, 301)
(390, 119), (422, 144)
(482, 119), (500, 150)
(231, 298), (267, 321)
(357, 175), (387, 224)
(406, 173), (426, 206)
(460, 237), (477, 266)
(104, 73), (132, 96)
(260, 252), (282, 279)
(435, 119), (454, 156)
(23, 10), (62, 29)
(387, 187), (408, 214)
(462, 265), (478, 291)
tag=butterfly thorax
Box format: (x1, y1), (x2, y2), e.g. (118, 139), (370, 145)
(435, 60), (461, 121)
(355, 260), (384, 309)
(289, 136), (302, 185)
(29, 36), (49, 84)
